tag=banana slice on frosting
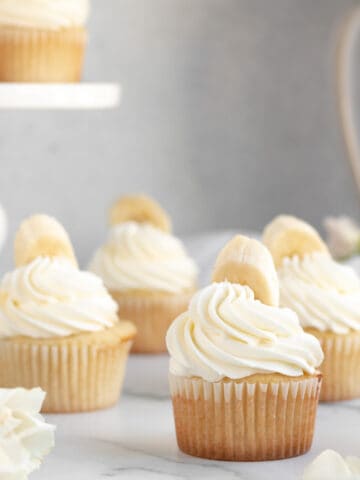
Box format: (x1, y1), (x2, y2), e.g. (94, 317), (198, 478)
(14, 214), (77, 267)
(263, 215), (329, 268)
(212, 234), (279, 306)
(109, 194), (171, 233)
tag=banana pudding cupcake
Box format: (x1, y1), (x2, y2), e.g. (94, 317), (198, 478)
(90, 194), (198, 353)
(166, 235), (323, 461)
(0, 0), (89, 82)
(0, 214), (136, 413)
(263, 215), (360, 402)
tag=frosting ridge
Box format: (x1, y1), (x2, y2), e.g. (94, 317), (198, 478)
(278, 253), (360, 334)
(166, 282), (323, 382)
(0, 256), (119, 339)
(0, 0), (89, 29)
(89, 222), (198, 294)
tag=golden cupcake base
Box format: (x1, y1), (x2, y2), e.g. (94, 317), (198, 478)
(111, 289), (193, 354)
(170, 373), (322, 461)
(306, 328), (360, 402)
(0, 26), (86, 82)
(0, 322), (136, 413)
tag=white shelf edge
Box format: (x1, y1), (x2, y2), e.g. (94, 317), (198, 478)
(0, 83), (121, 110)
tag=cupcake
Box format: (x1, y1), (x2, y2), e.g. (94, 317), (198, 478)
(89, 194), (198, 354)
(263, 215), (360, 402)
(0, 214), (136, 413)
(166, 235), (323, 461)
(0, 0), (89, 82)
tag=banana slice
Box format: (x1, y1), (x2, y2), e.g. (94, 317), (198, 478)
(212, 235), (279, 306)
(14, 214), (77, 267)
(263, 215), (329, 268)
(109, 194), (171, 232)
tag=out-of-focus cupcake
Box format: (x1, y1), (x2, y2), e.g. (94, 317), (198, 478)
(0, 0), (89, 82)
(89, 194), (198, 354)
(166, 235), (323, 461)
(0, 214), (136, 413)
(263, 215), (360, 402)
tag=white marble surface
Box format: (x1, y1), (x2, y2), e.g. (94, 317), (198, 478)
(38, 356), (360, 480)
(33, 233), (360, 479)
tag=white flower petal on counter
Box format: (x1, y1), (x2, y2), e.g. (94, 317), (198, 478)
(0, 388), (55, 480)
(0, 256), (119, 338)
(278, 253), (360, 334)
(324, 216), (360, 260)
(303, 450), (360, 479)
(89, 222), (198, 294)
(166, 282), (323, 382)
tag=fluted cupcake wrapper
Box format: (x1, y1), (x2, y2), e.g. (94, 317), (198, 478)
(170, 373), (322, 461)
(111, 290), (193, 354)
(0, 26), (86, 82)
(0, 324), (135, 413)
(306, 328), (360, 402)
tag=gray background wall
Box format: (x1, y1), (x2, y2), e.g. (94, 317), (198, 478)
(0, 0), (359, 271)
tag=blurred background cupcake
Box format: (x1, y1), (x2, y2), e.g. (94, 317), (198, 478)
(0, 214), (136, 412)
(89, 194), (198, 354)
(0, 0), (89, 82)
(263, 215), (360, 402)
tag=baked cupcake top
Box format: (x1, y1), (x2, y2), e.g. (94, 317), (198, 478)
(263, 215), (360, 334)
(89, 195), (198, 294)
(0, 0), (89, 29)
(0, 387), (55, 479)
(166, 235), (323, 382)
(0, 215), (120, 339)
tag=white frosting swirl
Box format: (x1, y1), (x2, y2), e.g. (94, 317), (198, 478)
(89, 222), (198, 294)
(0, 388), (55, 480)
(166, 282), (323, 382)
(278, 253), (360, 334)
(0, 0), (89, 29)
(0, 257), (119, 339)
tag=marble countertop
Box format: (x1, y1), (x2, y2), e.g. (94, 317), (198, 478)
(37, 354), (360, 480)
(34, 232), (360, 479)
